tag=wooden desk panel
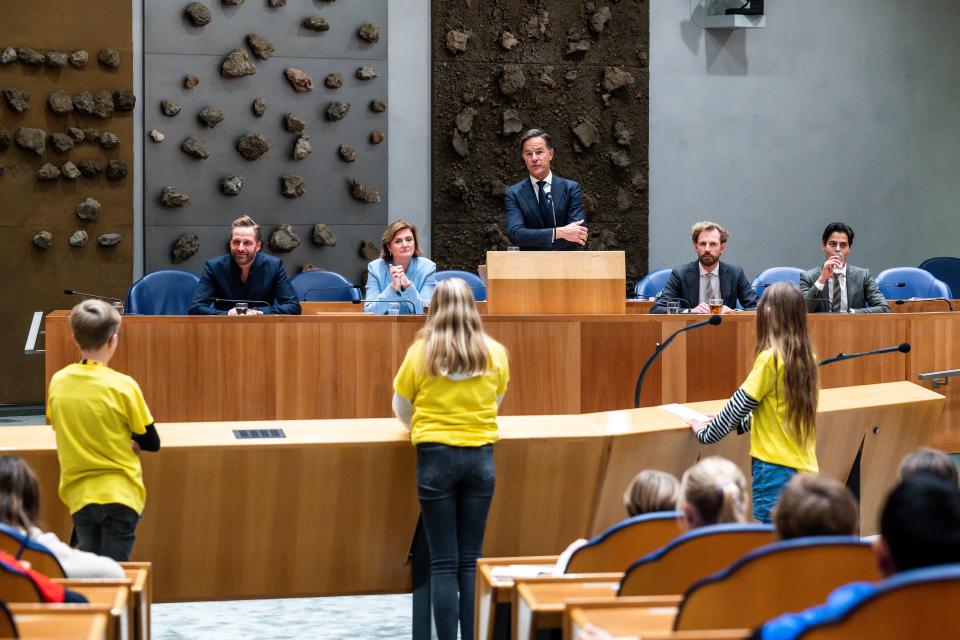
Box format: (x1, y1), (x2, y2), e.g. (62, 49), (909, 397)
(45, 312), (958, 449)
(4, 382), (941, 601)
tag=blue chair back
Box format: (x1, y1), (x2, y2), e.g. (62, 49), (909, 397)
(751, 267), (804, 298)
(675, 536), (878, 631)
(634, 268), (672, 299)
(0, 523), (66, 578)
(565, 511), (683, 574)
(619, 523), (775, 596)
(125, 270), (200, 315)
(289, 270), (360, 302)
(919, 257), (960, 300)
(876, 267), (952, 300)
(434, 270), (486, 301)
(798, 563), (960, 639)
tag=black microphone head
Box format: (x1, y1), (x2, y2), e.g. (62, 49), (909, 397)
(64, 289), (74, 295)
(897, 282), (905, 287)
(898, 342), (911, 353)
(708, 315), (722, 325)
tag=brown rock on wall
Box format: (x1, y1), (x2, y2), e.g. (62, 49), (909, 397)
(431, 1), (649, 285)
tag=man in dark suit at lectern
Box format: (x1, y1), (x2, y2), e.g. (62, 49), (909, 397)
(651, 221), (759, 314)
(505, 129), (588, 250)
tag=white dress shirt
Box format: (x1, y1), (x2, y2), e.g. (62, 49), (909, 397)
(698, 261), (722, 306)
(813, 264), (849, 312)
(529, 171), (553, 201)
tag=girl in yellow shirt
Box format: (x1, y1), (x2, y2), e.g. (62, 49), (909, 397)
(688, 282), (819, 523)
(393, 278), (509, 640)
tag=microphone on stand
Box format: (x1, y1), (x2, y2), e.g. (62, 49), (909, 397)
(878, 282), (906, 290)
(633, 315), (722, 408)
(301, 285), (364, 302)
(64, 289), (124, 305)
(301, 285), (419, 314)
(819, 342), (910, 367)
(894, 298), (955, 312)
(64, 289), (126, 313)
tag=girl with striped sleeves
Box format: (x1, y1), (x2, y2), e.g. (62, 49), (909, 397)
(687, 282), (820, 523)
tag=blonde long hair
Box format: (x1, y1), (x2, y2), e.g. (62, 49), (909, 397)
(419, 278), (490, 378)
(755, 282), (819, 445)
(678, 457), (749, 527)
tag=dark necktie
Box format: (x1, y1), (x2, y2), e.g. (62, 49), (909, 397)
(831, 274), (842, 312)
(536, 180), (553, 227)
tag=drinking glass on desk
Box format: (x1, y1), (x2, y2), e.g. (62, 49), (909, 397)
(666, 300), (680, 314)
(235, 302), (248, 316)
(709, 298), (723, 315)
(112, 301), (125, 315)
(387, 302), (400, 316)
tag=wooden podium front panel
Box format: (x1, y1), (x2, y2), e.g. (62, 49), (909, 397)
(7, 382), (941, 600)
(486, 251), (626, 315)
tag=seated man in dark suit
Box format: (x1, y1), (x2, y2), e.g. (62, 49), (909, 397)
(651, 221), (759, 313)
(799, 222), (889, 313)
(505, 128), (588, 250)
(189, 215), (301, 316)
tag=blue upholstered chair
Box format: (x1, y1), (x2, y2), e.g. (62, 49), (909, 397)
(919, 257), (960, 300)
(289, 270), (361, 302)
(674, 536), (878, 631)
(618, 523), (775, 596)
(634, 268), (672, 299)
(434, 270), (486, 301)
(125, 270), (200, 315)
(563, 511), (683, 574)
(751, 266), (804, 298)
(798, 563), (960, 639)
(875, 267), (952, 300)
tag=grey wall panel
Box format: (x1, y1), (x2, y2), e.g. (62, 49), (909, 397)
(144, 1), (387, 277)
(649, 0), (960, 279)
(145, 223), (384, 286)
(145, 0), (387, 59)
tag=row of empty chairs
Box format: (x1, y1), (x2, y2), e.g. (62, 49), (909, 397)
(478, 512), (959, 639)
(122, 268), (489, 314)
(636, 258), (960, 301)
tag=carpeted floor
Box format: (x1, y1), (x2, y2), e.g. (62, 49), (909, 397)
(152, 594), (413, 639)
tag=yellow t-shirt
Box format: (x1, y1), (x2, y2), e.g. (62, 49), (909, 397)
(394, 337), (510, 447)
(46, 360), (154, 515)
(741, 348), (819, 473)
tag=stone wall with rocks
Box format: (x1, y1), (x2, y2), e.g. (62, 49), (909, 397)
(144, 1), (387, 284)
(0, 2), (134, 403)
(431, 0), (649, 288)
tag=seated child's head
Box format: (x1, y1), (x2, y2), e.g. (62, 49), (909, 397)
(876, 475), (960, 576)
(899, 447), (959, 485)
(69, 299), (122, 354)
(678, 456), (749, 529)
(0, 455), (40, 531)
(623, 470), (680, 516)
(772, 474), (859, 539)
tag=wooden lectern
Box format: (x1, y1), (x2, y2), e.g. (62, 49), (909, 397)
(485, 251), (626, 314)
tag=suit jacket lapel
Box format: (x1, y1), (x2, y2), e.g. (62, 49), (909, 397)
(518, 180), (546, 227)
(684, 261), (700, 303)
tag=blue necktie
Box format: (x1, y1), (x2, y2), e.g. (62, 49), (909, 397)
(537, 180), (553, 227)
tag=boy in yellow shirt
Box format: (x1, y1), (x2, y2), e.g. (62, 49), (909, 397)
(46, 300), (160, 561)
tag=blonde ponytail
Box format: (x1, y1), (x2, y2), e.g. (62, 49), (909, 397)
(679, 457), (749, 526)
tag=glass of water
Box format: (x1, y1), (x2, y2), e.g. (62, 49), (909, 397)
(388, 303), (400, 316)
(666, 300), (680, 314)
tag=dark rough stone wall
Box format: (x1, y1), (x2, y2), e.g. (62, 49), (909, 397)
(431, 0), (649, 288)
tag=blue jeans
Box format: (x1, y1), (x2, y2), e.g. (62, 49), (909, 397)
(751, 458), (797, 524)
(417, 443), (495, 640)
